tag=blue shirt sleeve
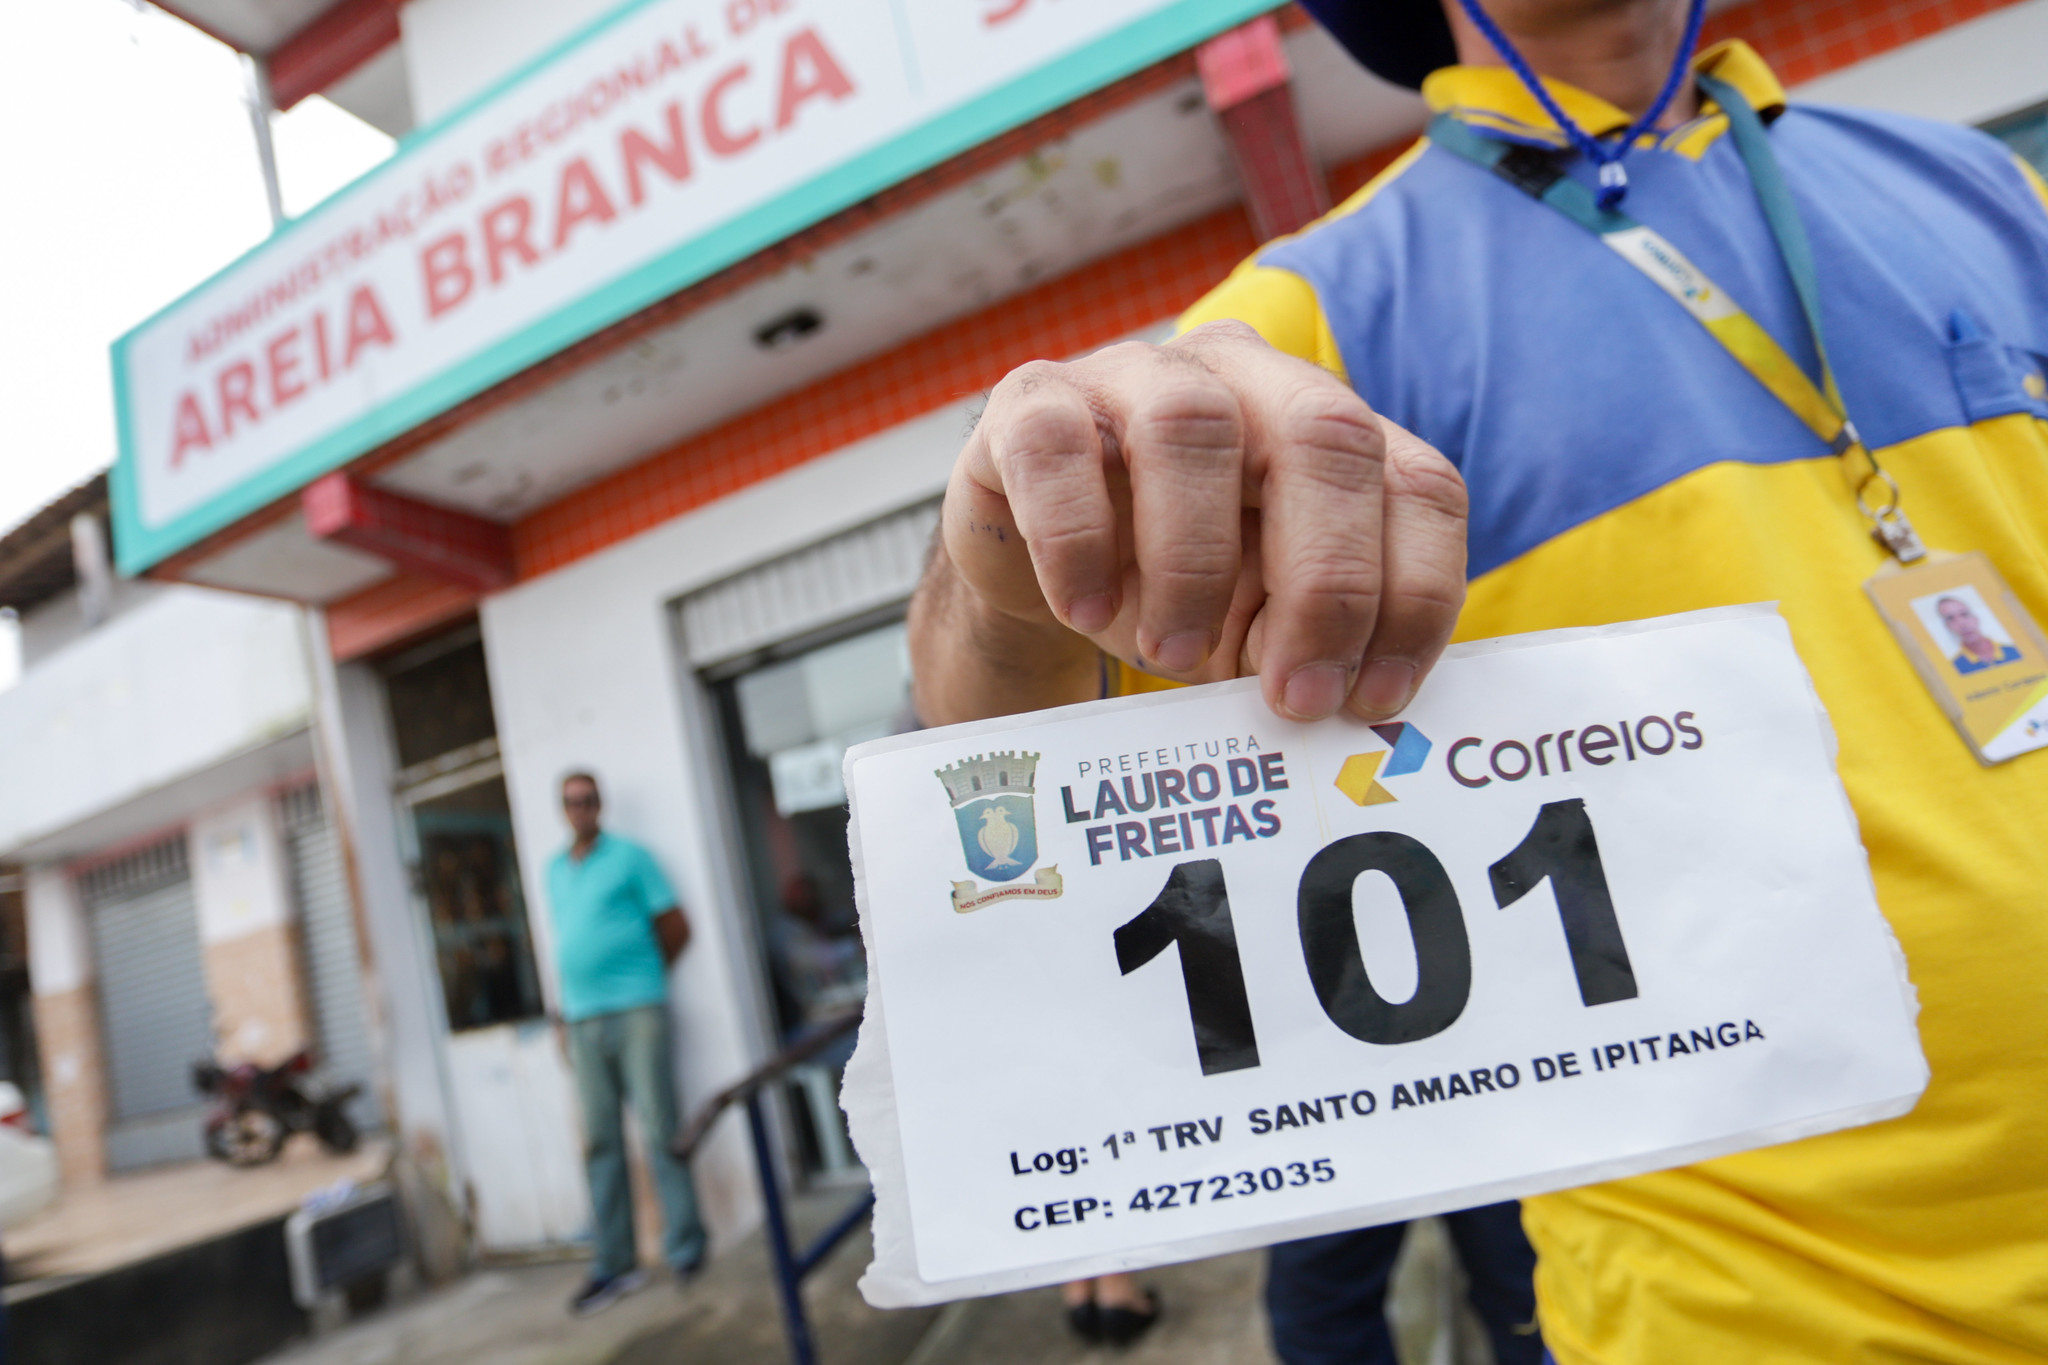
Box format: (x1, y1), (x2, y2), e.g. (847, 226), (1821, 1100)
(632, 843), (677, 916)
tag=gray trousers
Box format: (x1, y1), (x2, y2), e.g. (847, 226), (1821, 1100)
(567, 1004), (707, 1279)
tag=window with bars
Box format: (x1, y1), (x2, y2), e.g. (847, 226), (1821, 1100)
(77, 833), (189, 903)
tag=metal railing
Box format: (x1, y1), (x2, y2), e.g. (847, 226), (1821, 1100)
(675, 1010), (872, 1365)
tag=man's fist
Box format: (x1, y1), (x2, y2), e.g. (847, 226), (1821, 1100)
(927, 321), (1468, 723)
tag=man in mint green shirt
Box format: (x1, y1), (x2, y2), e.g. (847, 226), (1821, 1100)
(547, 772), (705, 1316)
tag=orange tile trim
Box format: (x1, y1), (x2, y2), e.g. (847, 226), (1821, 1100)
(510, 127), (1407, 579)
(511, 203), (1265, 577)
(510, 0), (2016, 587)
(1700, 0), (2029, 85)
(323, 0), (2015, 643)
(326, 571), (478, 662)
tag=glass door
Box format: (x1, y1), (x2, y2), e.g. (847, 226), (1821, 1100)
(713, 620), (914, 1175)
(402, 769), (542, 1031)
(379, 626), (543, 1032)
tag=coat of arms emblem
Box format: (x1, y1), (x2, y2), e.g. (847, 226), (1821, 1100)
(934, 751), (1064, 913)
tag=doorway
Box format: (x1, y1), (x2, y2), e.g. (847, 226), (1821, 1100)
(712, 619), (914, 1176)
(378, 623), (584, 1248)
(80, 835), (213, 1171)
(381, 626), (543, 1033)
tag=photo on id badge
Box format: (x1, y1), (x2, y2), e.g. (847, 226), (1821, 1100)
(935, 751), (1064, 913)
(1866, 551), (2048, 764)
(1913, 586), (2021, 674)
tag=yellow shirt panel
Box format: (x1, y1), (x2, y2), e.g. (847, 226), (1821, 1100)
(1110, 659), (1186, 697)
(1455, 417), (2048, 1363)
(1158, 119), (2048, 1358)
(1175, 261), (1348, 380)
(1174, 136), (1431, 379)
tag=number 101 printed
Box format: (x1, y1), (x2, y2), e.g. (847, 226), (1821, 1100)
(846, 612), (1928, 1300)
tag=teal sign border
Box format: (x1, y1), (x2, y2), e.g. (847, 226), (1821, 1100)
(110, 0), (1283, 576)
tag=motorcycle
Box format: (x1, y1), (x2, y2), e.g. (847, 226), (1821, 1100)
(192, 1051), (361, 1167)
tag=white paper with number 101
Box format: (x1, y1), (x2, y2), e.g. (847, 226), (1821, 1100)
(841, 606), (1926, 1307)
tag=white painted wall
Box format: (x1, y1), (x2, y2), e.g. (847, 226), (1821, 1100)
(25, 866), (90, 999)
(314, 643), (471, 1199)
(26, 867), (96, 1105)
(400, 0), (624, 125)
(0, 614), (17, 695)
(16, 577), (172, 670)
(1792, 0), (2048, 127)
(0, 587), (312, 861)
(190, 795), (305, 1060)
(478, 391), (982, 1245)
(189, 795), (295, 945)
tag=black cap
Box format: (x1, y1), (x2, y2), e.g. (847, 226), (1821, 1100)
(1297, 0), (1458, 91)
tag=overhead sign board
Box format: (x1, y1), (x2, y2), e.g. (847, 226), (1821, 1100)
(109, 0), (1281, 575)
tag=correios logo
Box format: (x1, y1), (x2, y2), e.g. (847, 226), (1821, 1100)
(935, 751), (1063, 913)
(1446, 711), (1702, 788)
(1334, 723), (1432, 806)
(1637, 235), (1710, 303)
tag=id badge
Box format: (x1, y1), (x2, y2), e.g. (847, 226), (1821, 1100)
(1865, 551), (2048, 765)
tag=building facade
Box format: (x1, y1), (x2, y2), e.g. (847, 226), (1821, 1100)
(105, 0), (2048, 1259)
(0, 476), (379, 1186)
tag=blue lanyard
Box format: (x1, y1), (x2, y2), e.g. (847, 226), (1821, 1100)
(1427, 75), (1927, 561)
(1451, 0), (1707, 209)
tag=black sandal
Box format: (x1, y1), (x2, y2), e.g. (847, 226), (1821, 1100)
(1066, 1299), (1103, 1342)
(1096, 1288), (1160, 1347)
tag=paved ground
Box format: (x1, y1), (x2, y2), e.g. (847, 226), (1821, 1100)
(259, 1189), (939, 1365)
(6, 1135), (389, 1282)
(252, 1243), (1274, 1365)
(900, 1249), (1278, 1365)
(255, 1195), (1495, 1365)
(0, 1121), (1497, 1365)
(884, 1216), (1493, 1365)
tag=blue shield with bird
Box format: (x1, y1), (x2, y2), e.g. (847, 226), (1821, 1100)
(935, 751), (1043, 885)
(953, 794), (1037, 883)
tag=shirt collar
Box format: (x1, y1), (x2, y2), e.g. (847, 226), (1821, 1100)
(1422, 40), (1786, 152)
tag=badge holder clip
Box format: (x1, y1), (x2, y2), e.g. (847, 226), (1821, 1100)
(1852, 460), (1927, 565)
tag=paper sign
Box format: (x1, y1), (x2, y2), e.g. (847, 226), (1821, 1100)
(841, 607), (1926, 1306)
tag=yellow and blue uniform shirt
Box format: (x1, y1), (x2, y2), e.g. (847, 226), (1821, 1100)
(1160, 39), (2048, 1365)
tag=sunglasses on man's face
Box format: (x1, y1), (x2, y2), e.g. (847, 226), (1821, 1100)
(564, 794), (600, 809)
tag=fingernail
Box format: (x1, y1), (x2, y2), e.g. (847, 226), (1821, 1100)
(1283, 663), (1351, 721)
(1152, 631), (1210, 674)
(1355, 659), (1417, 716)
(1068, 595), (1114, 634)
